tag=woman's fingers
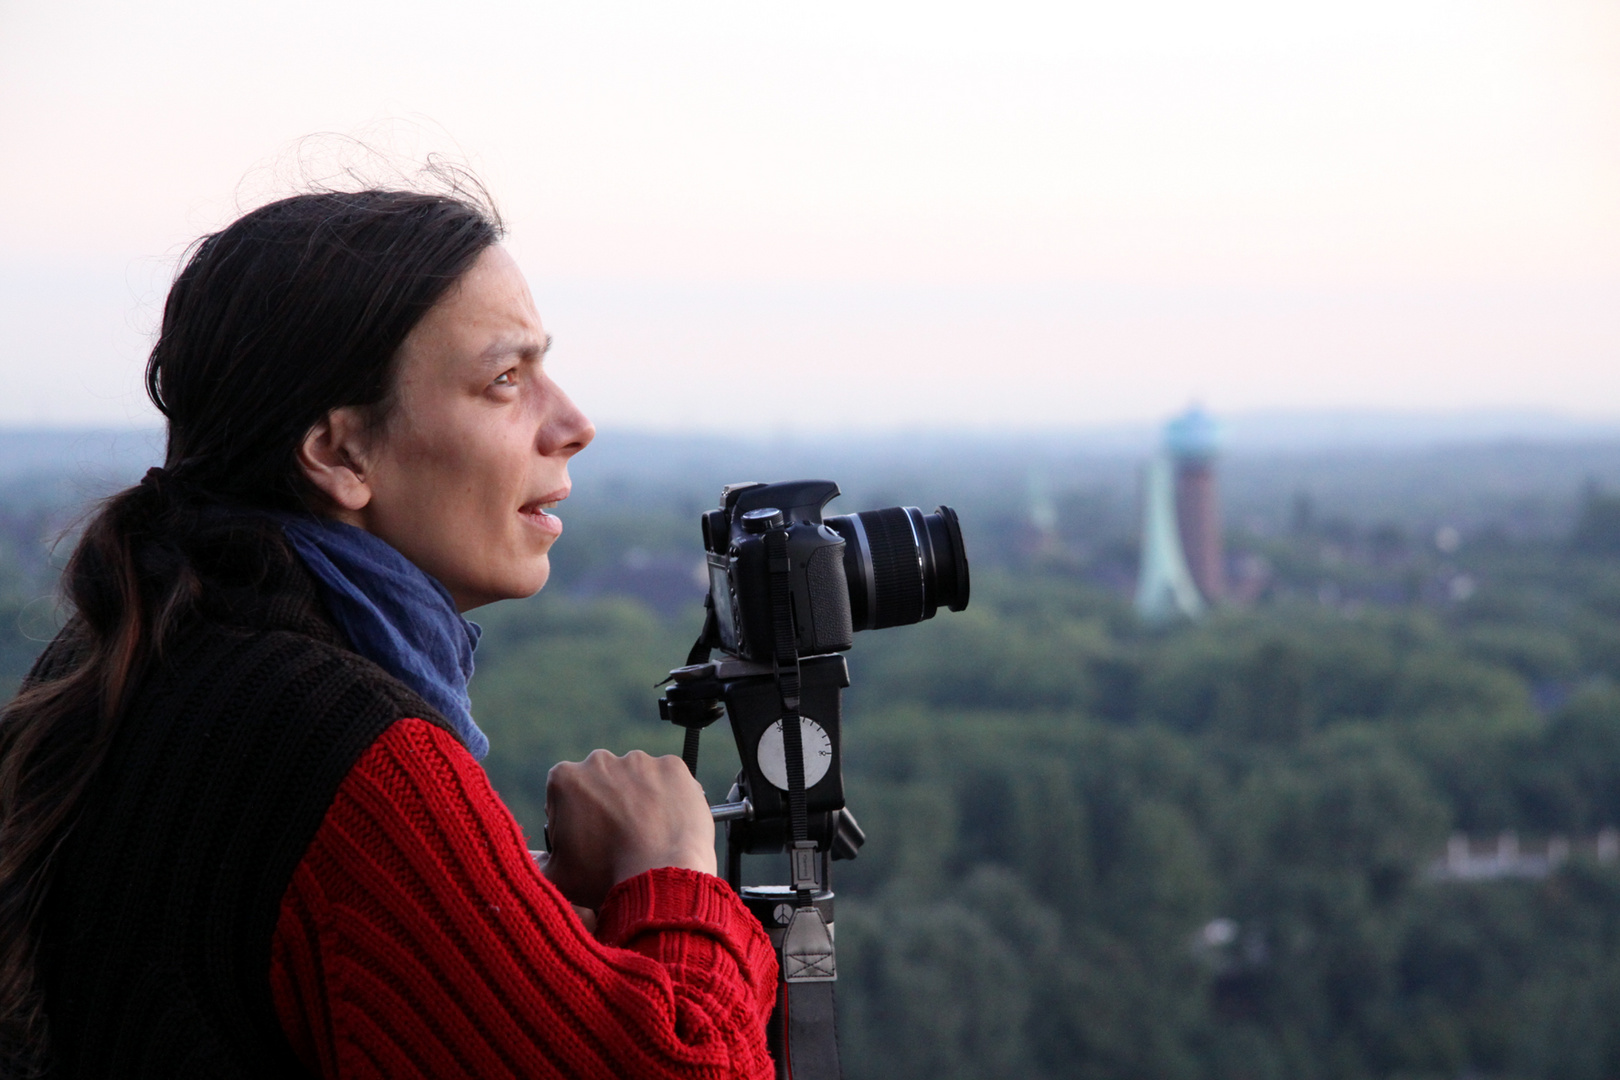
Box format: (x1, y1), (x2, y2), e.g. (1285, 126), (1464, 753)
(543, 749), (717, 909)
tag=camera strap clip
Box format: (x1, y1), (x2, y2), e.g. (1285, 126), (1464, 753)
(790, 840), (820, 892)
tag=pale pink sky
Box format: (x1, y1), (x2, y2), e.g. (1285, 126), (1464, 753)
(0, 0), (1615, 431)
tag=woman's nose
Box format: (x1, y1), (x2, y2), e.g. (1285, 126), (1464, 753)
(542, 381), (595, 457)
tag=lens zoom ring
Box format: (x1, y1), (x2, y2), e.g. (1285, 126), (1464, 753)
(860, 508), (923, 629)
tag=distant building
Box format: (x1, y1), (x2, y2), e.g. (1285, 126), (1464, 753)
(1135, 407), (1224, 622)
(1427, 829), (1620, 882)
(1025, 470), (1058, 555)
(1135, 454), (1205, 622)
(1166, 407), (1225, 603)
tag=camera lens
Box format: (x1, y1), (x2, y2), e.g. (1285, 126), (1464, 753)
(826, 505), (970, 631)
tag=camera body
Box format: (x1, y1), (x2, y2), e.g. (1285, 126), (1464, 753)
(702, 479), (971, 664)
(703, 480), (853, 661)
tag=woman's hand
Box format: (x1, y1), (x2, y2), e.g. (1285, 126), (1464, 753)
(542, 748), (717, 910)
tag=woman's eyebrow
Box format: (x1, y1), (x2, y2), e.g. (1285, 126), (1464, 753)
(479, 333), (552, 365)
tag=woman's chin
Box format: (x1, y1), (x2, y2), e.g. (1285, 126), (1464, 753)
(452, 556), (550, 612)
(509, 555), (551, 599)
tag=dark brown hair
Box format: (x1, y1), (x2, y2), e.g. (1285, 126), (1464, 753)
(0, 186), (502, 1073)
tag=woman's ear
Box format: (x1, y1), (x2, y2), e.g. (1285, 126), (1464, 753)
(297, 408), (374, 515)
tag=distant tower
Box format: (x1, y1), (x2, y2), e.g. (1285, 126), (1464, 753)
(1165, 407), (1225, 603)
(1135, 454), (1205, 622)
(1027, 470), (1057, 554)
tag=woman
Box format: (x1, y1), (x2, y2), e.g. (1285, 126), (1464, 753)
(0, 187), (777, 1078)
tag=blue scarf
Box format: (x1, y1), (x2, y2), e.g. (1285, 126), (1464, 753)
(277, 515), (488, 760)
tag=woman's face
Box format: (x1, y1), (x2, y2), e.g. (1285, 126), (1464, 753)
(351, 246), (594, 610)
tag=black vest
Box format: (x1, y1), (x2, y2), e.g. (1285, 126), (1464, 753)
(36, 532), (451, 1078)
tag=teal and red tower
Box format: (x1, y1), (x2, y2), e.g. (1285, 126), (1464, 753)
(1165, 407), (1224, 604)
(1136, 407), (1224, 622)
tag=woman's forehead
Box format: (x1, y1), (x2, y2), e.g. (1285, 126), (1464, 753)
(404, 247), (545, 364)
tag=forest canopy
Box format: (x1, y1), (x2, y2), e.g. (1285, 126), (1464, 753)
(6, 434), (1620, 1079)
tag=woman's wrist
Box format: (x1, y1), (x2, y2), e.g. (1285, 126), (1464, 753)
(612, 843), (718, 885)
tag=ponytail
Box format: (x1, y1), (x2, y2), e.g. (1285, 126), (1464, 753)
(0, 474), (186, 1073)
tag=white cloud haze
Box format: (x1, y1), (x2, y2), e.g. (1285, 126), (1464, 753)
(0, 0), (1615, 430)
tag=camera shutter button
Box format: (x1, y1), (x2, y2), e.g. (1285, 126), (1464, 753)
(741, 507), (785, 533)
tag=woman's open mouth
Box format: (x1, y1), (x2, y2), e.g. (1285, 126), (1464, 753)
(520, 491), (567, 536)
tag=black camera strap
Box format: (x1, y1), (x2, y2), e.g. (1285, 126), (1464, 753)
(765, 527), (842, 1080)
(673, 594), (721, 774)
(764, 532), (809, 843)
(686, 592), (719, 667)
(764, 528), (819, 899)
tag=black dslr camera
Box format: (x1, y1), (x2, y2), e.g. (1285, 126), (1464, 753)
(701, 479), (970, 661)
(660, 479), (968, 1080)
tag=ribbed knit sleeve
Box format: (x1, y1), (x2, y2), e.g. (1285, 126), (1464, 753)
(269, 718), (778, 1080)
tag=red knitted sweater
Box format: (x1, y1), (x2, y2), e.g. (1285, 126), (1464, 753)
(269, 718), (779, 1079)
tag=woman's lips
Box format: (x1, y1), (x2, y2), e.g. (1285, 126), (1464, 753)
(520, 494), (566, 537)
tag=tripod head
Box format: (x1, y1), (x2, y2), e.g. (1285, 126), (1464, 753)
(661, 654), (865, 885)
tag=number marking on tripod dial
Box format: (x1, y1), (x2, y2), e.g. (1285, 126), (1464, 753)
(756, 717), (833, 791)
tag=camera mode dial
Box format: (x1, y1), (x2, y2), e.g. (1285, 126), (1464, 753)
(741, 507), (785, 533)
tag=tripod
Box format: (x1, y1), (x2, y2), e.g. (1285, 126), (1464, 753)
(660, 610), (864, 1080)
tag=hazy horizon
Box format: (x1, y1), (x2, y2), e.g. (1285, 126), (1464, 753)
(3, 404), (1619, 445)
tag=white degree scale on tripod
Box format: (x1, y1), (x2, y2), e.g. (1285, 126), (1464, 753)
(756, 717), (833, 790)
